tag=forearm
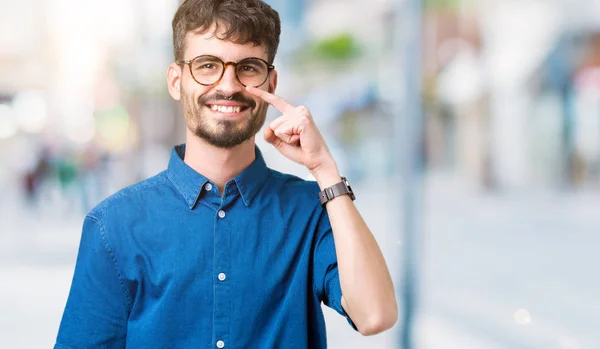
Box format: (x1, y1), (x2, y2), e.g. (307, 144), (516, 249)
(313, 166), (398, 335)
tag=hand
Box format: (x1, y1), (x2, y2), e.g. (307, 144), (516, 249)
(246, 86), (339, 179)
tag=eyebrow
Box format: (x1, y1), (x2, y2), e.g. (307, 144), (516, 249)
(193, 55), (222, 61)
(191, 54), (267, 63)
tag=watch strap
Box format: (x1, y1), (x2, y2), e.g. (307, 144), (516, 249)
(318, 177), (355, 207)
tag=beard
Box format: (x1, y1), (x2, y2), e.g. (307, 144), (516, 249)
(181, 88), (268, 149)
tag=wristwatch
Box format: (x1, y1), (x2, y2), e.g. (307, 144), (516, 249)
(318, 177), (356, 207)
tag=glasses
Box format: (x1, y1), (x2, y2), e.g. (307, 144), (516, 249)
(178, 55), (275, 88)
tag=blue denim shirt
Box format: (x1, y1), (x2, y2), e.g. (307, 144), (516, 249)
(55, 144), (353, 349)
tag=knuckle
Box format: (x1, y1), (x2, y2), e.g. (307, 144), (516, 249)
(298, 114), (311, 125)
(296, 106), (310, 116)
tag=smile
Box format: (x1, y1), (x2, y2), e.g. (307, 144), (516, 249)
(206, 104), (251, 114)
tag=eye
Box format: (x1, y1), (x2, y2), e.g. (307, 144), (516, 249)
(240, 65), (257, 72)
(201, 63), (216, 70)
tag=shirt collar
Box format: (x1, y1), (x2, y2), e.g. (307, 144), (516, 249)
(166, 144), (269, 209)
(233, 146), (269, 207)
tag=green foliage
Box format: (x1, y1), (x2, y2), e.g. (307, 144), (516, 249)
(424, 0), (461, 10)
(309, 33), (362, 61)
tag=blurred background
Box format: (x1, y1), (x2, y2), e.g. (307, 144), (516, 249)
(1, 0), (599, 348)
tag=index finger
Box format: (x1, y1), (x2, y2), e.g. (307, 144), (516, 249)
(246, 86), (295, 114)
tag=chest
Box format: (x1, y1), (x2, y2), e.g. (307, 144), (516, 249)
(120, 203), (317, 298)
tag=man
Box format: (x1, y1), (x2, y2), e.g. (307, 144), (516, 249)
(55, 0), (397, 348)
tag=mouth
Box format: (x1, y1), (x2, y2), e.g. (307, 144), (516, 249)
(205, 103), (251, 116)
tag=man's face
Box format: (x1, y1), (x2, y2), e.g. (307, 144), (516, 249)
(169, 28), (277, 149)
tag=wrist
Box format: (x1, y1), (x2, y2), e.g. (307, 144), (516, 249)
(311, 163), (341, 190)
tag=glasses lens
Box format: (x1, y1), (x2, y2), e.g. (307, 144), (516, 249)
(236, 58), (269, 87)
(191, 56), (224, 85)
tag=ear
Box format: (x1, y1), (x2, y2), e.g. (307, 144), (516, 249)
(167, 62), (183, 101)
(268, 69), (278, 94)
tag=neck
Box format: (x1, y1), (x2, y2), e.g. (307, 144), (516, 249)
(183, 129), (256, 194)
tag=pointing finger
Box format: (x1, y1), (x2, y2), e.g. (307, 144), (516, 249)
(246, 86), (295, 114)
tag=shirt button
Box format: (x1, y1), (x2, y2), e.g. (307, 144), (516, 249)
(216, 340), (225, 348)
(204, 183), (213, 191)
(218, 272), (226, 281)
(218, 210), (226, 219)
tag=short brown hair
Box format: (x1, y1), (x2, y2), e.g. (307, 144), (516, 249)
(172, 0), (281, 63)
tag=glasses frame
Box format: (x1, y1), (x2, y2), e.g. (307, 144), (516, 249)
(178, 55), (275, 88)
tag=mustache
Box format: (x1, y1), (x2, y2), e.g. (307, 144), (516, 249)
(198, 92), (256, 109)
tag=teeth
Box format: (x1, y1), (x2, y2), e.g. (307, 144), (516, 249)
(210, 105), (242, 113)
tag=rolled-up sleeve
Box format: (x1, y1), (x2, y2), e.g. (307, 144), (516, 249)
(312, 210), (357, 330)
(55, 215), (130, 348)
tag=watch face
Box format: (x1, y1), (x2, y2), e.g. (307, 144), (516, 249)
(342, 177), (352, 191)
(341, 176), (355, 200)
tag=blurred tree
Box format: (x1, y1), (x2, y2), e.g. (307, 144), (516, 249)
(311, 33), (361, 60)
(424, 0), (461, 10)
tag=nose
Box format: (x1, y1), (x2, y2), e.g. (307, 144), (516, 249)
(215, 64), (244, 95)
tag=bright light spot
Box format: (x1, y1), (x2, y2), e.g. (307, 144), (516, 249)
(59, 38), (101, 89)
(62, 103), (96, 145)
(0, 104), (18, 139)
(65, 116), (96, 145)
(90, 0), (136, 45)
(96, 105), (130, 147)
(437, 49), (484, 105)
(514, 309), (531, 325)
(558, 334), (580, 349)
(12, 91), (47, 133)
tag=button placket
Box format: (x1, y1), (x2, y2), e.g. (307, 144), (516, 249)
(214, 203), (230, 349)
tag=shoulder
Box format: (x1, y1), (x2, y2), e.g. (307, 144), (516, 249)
(264, 169), (326, 217)
(267, 168), (321, 197)
(87, 171), (169, 221)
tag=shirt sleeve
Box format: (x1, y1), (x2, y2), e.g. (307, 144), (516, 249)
(55, 215), (130, 348)
(312, 209), (358, 331)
